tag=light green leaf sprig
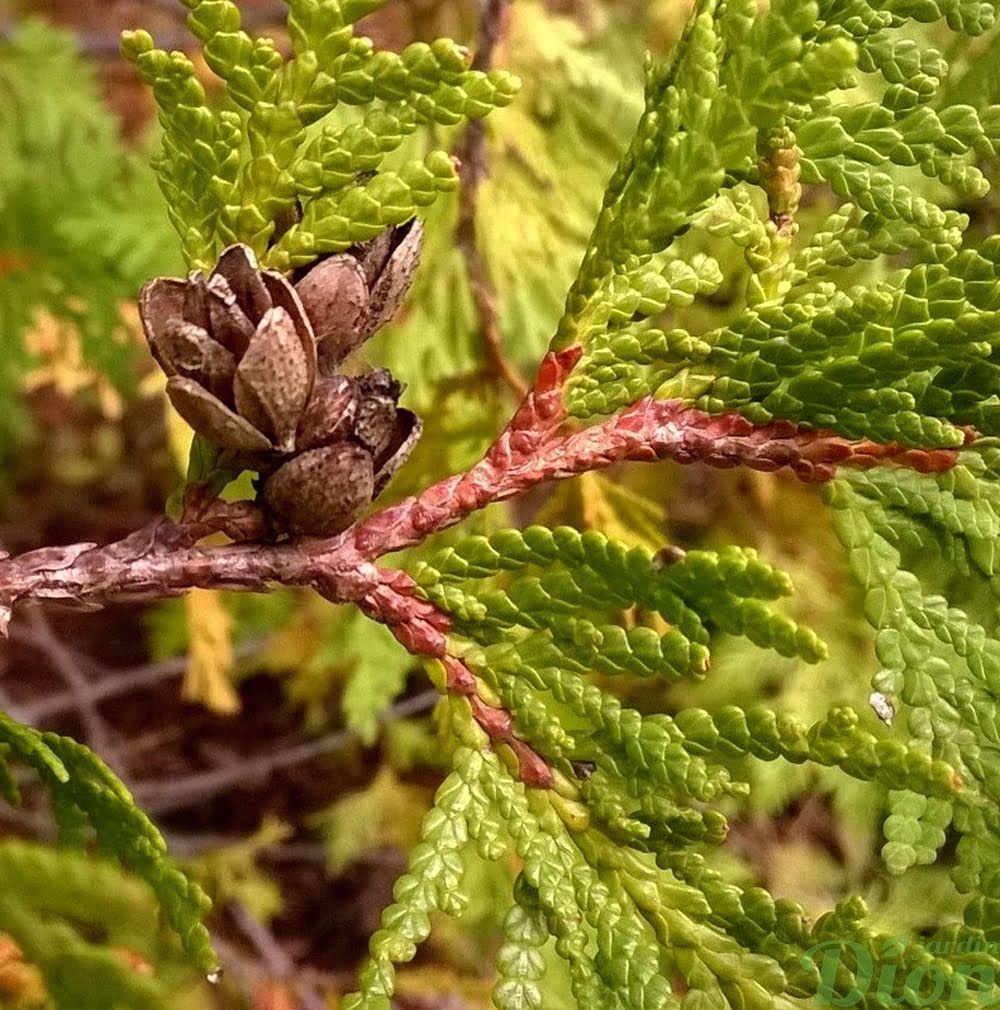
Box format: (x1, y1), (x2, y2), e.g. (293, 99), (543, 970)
(122, 0), (519, 269)
(0, 713), (215, 972)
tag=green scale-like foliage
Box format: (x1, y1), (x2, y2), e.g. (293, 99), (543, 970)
(0, 713), (214, 976)
(340, 0), (1000, 1003)
(121, 0), (519, 269)
(825, 443), (1000, 944)
(0, 839), (200, 1010)
(0, 21), (182, 465)
(346, 526), (969, 1010)
(560, 0), (1000, 452)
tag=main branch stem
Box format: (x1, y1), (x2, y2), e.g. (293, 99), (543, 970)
(0, 345), (960, 638)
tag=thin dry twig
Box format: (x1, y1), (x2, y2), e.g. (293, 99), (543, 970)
(1, 349), (953, 624)
(133, 688), (439, 815)
(19, 607), (121, 771)
(13, 637), (265, 723)
(454, 0), (529, 399)
(227, 900), (327, 1010)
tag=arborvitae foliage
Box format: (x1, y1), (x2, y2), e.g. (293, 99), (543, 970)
(5, 0), (1000, 1007)
(119, 0), (518, 270)
(0, 712), (214, 978)
(0, 838), (199, 1010)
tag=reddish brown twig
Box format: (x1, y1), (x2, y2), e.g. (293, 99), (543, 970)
(0, 345), (962, 627)
(0, 344), (965, 783)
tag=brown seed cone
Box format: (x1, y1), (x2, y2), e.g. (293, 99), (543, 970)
(139, 230), (425, 538)
(262, 444), (374, 537)
(140, 245), (317, 462)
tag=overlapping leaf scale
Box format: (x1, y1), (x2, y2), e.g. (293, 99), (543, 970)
(796, 99), (999, 207)
(787, 10), (1000, 281)
(567, 240), (1000, 432)
(816, 0), (996, 36)
(432, 579), (708, 682)
(560, 0), (875, 406)
(148, 1), (290, 254)
(124, 0), (518, 266)
(855, 33), (947, 107)
(658, 851), (829, 1004)
(664, 851), (999, 1007)
(416, 527), (824, 682)
(568, 697), (957, 868)
(565, 254), (723, 416)
(477, 755), (672, 1010)
(570, 837), (798, 1010)
(953, 802), (1000, 893)
(884, 0), (997, 32)
(179, 1), (511, 128)
(474, 661), (577, 755)
(465, 639), (731, 800)
(329, 41), (518, 122)
(674, 704), (958, 796)
(416, 526), (711, 647)
(584, 256), (1000, 443)
(562, 0), (1000, 437)
(721, 0), (857, 131)
(882, 787), (953, 874)
(790, 203), (963, 289)
(120, 33), (241, 267)
(582, 255), (723, 347)
(420, 524), (827, 815)
(438, 529), (965, 1003)
(275, 151), (459, 264)
(341, 762), (474, 1010)
(804, 896), (1000, 1009)
(659, 549), (826, 660)
(181, 0), (283, 110)
(826, 463), (1000, 860)
(493, 887), (550, 1010)
(579, 770), (728, 850)
(814, 0), (894, 43)
(292, 104), (418, 196)
(840, 442), (1000, 583)
(285, 0), (361, 63)
(556, 3), (755, 348)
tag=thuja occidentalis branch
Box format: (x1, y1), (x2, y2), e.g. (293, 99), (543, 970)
(0, 345), (966, 784)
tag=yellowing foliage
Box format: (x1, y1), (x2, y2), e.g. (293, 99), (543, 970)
(23, 308), (125, 419)
(182, 588), (239, 715)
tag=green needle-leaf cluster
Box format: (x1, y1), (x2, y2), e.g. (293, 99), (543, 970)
(0, 714), (215, 974)
(0, 20), (181, 466)
(0, 839), (199, 1010)
(562, 0), (1000, 454)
